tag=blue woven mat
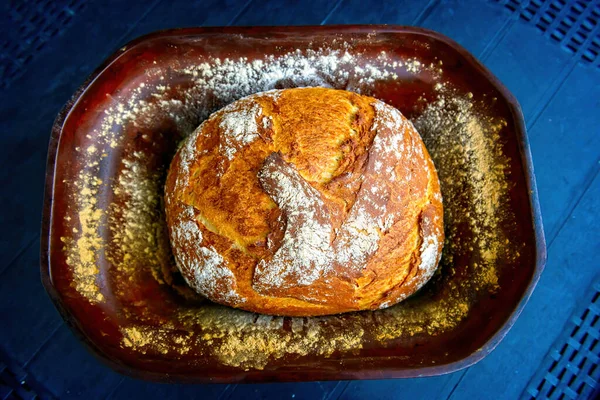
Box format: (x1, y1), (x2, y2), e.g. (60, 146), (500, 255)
(1, 0), (599, 399)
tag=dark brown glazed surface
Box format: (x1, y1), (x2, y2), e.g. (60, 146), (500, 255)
(41, 26), (546, 383)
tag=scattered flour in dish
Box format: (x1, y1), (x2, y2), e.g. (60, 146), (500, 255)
(60, 39), (519, 370)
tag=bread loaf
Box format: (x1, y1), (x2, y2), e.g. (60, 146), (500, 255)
(164, 87), (444, 316)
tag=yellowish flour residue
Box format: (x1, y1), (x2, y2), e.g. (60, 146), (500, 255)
(60, 43), (519, 370)
(61, 171), (105, 303)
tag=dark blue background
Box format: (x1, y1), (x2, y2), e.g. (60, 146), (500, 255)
(1, 0), (599, 399)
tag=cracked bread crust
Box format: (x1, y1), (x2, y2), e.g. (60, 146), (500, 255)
(165, 87), (444, 316)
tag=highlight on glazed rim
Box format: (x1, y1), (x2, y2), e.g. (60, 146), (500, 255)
(164, 87), (444, 316)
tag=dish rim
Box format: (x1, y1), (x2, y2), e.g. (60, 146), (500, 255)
(40, 25), (547, 382)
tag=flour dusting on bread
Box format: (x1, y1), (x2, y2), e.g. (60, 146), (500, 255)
(171, 206), (245, 304)
(254, 154), (333, 289)
(171, 206), (202, 244)
(335, 100), (411, 267)
(165, 88), (444, 313)
(219, 100), (263, 160)
(418, 235), (439, 276)
(175, 120), (205, 191)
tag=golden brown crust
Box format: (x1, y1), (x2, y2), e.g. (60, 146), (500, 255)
(164, 87), (444, 316)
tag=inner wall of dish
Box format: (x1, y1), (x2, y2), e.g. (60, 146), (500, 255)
(51, 31), (535, 371)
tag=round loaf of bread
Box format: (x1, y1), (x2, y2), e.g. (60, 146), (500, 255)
(164, 87), (444, 316)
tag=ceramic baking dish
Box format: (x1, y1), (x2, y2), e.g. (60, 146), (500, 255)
(41, 26), (546, 383)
